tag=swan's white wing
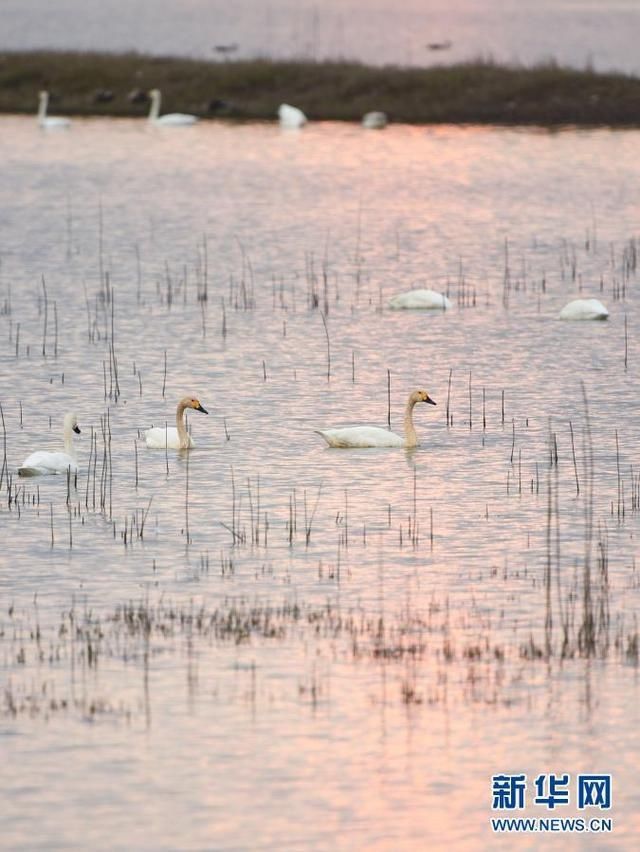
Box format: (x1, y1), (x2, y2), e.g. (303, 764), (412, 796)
(278, 104), (307, 127)
(388, 289), (451, 310)
(19, 451), (77, 475)
(144, 426), (194, 449)
(315, 426), (404, 448)
(559, 298), (609, 320)
(155, 114), (198, 126)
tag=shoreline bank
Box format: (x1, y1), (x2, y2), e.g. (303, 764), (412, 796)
(2, 50), (640, 126)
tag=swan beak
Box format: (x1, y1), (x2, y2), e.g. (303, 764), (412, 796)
(73, 425), (81, 434)
(425, 397), (436, 405)
(196, 403), (209, 414)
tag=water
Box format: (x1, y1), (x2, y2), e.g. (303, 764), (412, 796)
(1, 117), (640, 848)
(4, 0), (640, 75)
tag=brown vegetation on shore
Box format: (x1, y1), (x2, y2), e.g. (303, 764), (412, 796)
(1, 49), (640, 125)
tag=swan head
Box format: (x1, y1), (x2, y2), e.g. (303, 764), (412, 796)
(411, 390), (436, 406)
(64, 412), (81, 434)
(181, 396), (208, 415)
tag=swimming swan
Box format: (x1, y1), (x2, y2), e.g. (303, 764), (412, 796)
(278, 104), (307, 128)
(144, 397), (208, 449)
(315, 390), (436, 448)
(19, 413), (80, 476)
(362, 111), (388, 129)
(37, 91), (72, 129)
(148, 89), (198, 126)
(559, 298), (609, 320)
(388, 289), (452, 310)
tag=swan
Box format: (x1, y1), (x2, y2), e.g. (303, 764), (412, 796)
(388, 289), (452, 310)
(362, 111), (388, 129)
(559, 298), (609, 320)
(278, 104), (307, 128)
(148, 89), (198, 126)
(37, 91), (72, 129)
(315, 390), (436, 448)
(18, 413), (80, 476)
(144, 397), (208, 449)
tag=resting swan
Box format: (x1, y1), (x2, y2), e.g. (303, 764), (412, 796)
(362, 111), (388, 129)
(278, 104), (307, 128)
(37, 91), (72, 129)
(144, 397), (208, 449)
(19, 413), (80, 476)
(315, 390), (436, 448)
(148, 89), (198, 126)
(559, 298), (609, 320)
(388, 289), (452, 310)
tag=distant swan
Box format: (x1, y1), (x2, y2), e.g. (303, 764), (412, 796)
(37, 91), (72, 129)
(389, 289), (452, 310)
(148, 89), (198, 126)
(144, 397), (208, 449)
(559, 298), (609, 320)
(315, 390), (436, 448)
(278, 104), (307, 128)
(362, 111), (388, 129)
(19, 413), (80, 476)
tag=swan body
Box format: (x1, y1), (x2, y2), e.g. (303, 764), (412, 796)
(144, 397), (208, 449)
(362, 111), (388, 129)
(559, 298), (609, 321)
(389, 289), (452, 310)
(37, 91), (72, 129)
(316, 390), (436, 449)
(148, 89), (198, 126)
(19, 413), (80, 476)
(278, 104), (307, 128)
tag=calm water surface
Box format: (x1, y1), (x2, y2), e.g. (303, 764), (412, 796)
(4, 0), (640, 74)
(1, 117), (640, 848)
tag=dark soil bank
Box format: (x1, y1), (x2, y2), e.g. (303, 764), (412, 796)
(2, 50), (640, 125)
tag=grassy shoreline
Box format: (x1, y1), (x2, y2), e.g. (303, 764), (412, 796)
(2, 49), (640, 126)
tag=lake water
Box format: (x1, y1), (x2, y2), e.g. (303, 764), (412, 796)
(1, 116), (640, 848)
(4, 0), (640, 75)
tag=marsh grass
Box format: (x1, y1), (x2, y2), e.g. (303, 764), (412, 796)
(2, 51), (640, 125)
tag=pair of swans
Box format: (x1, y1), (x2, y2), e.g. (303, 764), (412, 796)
(18, 397), (208, 477)
(316, 390), (436, 448)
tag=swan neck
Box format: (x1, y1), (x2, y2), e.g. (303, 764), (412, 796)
(149, 92), (160, 121)
(38, 93), (47, 121)
(63, 423), (76, 456)
(176, 402), (189, 447)
(403, 399), (418, 448)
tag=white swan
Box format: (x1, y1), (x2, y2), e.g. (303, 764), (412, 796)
(148, 89), (198, 126)
(37, 91), (72, 129)
(362, 111), (388, 129)
(315, 390), (436, 448)
(144, 397), (208, 449)
(559, 298), (609, 320)
(278, 103), (307, 128)
(18, 413), (80, 476)
(389, 289), (452, 310)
